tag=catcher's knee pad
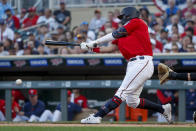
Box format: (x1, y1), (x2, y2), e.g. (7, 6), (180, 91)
(126, 96), (140, 108)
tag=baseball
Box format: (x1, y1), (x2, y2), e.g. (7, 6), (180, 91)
(16, 79), (22, 85)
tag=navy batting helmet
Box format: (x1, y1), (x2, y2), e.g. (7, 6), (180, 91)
(118, 7), (140, 25)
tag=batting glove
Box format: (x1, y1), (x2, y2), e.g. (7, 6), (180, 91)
(86, 41), (98, 48)
(80, 42), (89, 51)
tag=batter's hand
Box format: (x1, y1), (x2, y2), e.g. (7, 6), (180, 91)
(86, 41), (98, 48)
(80, 42), (89, 51)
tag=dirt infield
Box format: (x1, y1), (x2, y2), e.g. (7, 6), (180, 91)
(0, 123), (196, 127)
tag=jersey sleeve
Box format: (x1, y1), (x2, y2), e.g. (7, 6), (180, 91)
(123, 19), (139, 35)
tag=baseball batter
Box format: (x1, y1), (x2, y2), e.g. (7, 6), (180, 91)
(80, 7), (172, 124)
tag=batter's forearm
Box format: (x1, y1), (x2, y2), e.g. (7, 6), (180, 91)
(93, 44), (118, 53)
(96, 33), (115, 44)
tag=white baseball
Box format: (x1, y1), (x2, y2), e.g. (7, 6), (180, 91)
(16, 79), (22, 85)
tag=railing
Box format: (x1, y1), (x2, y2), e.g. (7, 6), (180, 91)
(1, 80), (193, 122)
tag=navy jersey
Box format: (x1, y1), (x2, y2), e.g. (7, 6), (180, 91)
(186, 89), (196, 120)
(56, 102), (82, 121)
(22, 100), (45, 117)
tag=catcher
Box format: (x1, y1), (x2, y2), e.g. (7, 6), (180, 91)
(158, 63), (196, 123)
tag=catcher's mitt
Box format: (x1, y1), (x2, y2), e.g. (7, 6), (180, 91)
(193, 111), (196, 123)
(158, 63), (173, 85)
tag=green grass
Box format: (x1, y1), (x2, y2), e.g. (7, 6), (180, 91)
(0, 126), (196, 131)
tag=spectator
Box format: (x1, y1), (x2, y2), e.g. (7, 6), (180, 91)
(54, 1), (71, 31)
(107, 11), (118, 29)
(37, 44), (47, 55)
(39, 90), (82, 122)
(149, 28), (163, 52)
(5, 9), (20, 30)
(182, 0), (196, 17)
(186, 43), (195, 52)
(72, 89), (88, 108)
(172, 24), (179, 35)
(0, 90), (21, 121)
(181, 20), (196, 38)
(184, 27), (196, 44)
(37, 9), (56, 31)
(57, 25), (66, 41)
(100, 11), (118, 32)
(164, 34), (181, 52)
(36, 24), (49, 44)
(113, 9), (120, 23)
(13, 89), (45, 122)
(180, 35), (192, 52)
(59, 47), (70, 54)
(165, 0), (179, 18)
(14, 38), (24, 56)
(151, 21), (160, 34)
(17, 8), (27, 25)
(89, 9), (106, 33)
(151, 38), (161, 53)
(0, 100), (5, 121)
(171, 43), (179, 53)
(0, 42), (8, 56)
(157, 28), (169, 46)
(65, 31), (74, 42)
(27, 32), (40, 48)
(3, 38), (13, 51)
(11, 90), (25, 106)
(140, 7), (150, 24)
(0, 19), (14, 41)
(186, 89), (196, 122)
(166, 15), (184, 36)
(0, 0), (14, 19)
(80, 22), (95, 41)
(22, 7), (39, 28)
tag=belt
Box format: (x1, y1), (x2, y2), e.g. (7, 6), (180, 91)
(130, 56), (145, 62)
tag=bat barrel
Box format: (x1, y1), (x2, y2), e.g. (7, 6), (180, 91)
(45, 40), (79, 46)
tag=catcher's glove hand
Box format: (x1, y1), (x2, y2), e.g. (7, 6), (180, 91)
(158, 63), (173, 85)
(193, 111), (196, 123)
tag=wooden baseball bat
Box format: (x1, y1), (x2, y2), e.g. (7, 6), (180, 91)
(45, 40), (80, 46)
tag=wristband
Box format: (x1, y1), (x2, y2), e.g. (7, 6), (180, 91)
(92, 48), (100, 53)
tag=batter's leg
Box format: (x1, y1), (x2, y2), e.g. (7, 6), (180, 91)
(94, 95), (122, 118)
(137, 98), (164, 113)
(81, 95), (122, 123)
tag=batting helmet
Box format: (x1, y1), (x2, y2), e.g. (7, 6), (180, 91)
(118, 7), (140, 25)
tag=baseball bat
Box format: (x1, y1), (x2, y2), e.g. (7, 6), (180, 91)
(45, 40), (80, 46)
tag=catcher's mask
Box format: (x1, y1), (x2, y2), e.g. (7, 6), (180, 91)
(118, 7), (140, 25)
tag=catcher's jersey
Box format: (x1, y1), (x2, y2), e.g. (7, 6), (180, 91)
(112, 18), (153, 60)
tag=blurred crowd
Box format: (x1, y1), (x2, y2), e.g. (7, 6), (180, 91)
(0, 0), (195, 56)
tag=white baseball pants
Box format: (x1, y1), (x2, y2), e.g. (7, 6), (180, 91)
(0, 111), (5, 121)
(13, 115), (39, 122)
(115, 56), (154, 108)
(39, 110), (62, 122)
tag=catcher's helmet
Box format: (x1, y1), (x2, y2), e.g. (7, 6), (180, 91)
(118, 7), (140, 25)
